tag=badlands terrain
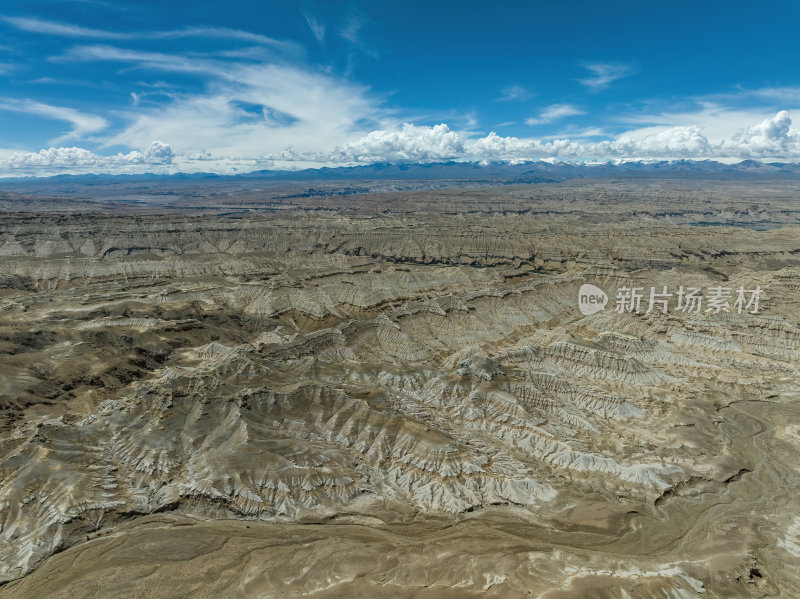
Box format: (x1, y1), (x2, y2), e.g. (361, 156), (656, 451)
(0, 178), (798, 597)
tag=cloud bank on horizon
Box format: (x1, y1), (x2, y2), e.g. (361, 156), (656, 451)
(1, 1), (800, 177)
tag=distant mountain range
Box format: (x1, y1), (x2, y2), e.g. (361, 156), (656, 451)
(3, 159), (800, 188)
(237, 159), (800, 181)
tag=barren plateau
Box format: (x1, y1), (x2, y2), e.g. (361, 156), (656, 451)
(0, 179), (798, 598)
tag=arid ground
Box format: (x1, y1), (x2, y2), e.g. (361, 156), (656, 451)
(0, 179), (798, 597)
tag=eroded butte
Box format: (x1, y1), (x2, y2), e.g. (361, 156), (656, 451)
(0, 180), (798, 598)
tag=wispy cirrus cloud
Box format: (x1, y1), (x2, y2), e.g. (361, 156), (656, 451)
(578, 62), (634, 90)
(0, 97), (108, 143)
(497, 85), (532, 102)
(162, 27), (296, 51)
(525, 103), (585, 125)
(340, 9), (378, 65)
(54, 45), (220, 75)
(2, 16), (298, 54)
(50, 43), (387, 161)
(2, 16), (130, 39)
(341, 10), (367, 45)
(302, 13), (325, 43)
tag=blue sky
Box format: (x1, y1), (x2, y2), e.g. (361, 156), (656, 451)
(2, 0), (800, 176)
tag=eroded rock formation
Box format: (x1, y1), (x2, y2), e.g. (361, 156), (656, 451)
(0, 180), (798, 597)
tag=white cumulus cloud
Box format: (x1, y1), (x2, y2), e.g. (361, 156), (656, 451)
(313, 111), (800, 164)
(324, 123), (465, 163)
(2, 112), (800, 177)
(720, 110), (797, 156)
(2, 141), (173, 175)
(609, 126), (712, 157)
